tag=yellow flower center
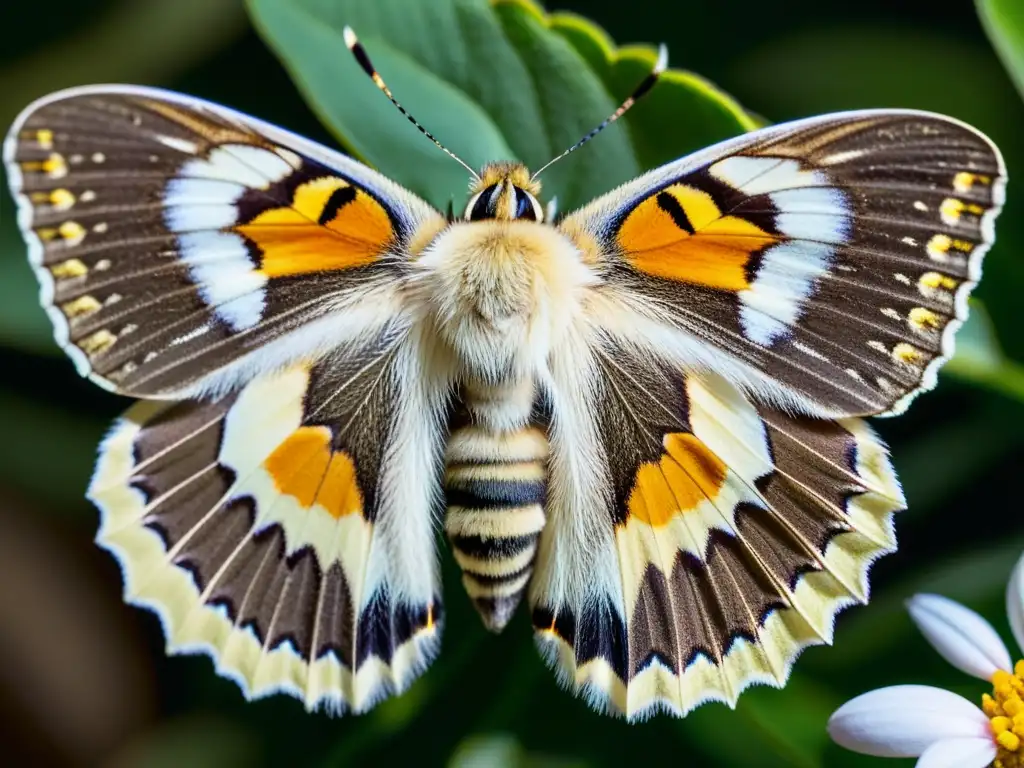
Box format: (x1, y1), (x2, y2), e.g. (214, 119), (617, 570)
(986, 661), (1024, 768)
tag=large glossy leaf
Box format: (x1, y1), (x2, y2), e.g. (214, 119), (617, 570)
(246, 0), (754, 211)
(946, 302), (1024, 403)
(678, 679), (835, 768)
(979, 0), (1024, 100)
(0, 0), (247, 129)
(0, 217), (54, 355)
(0, 1), (248, 357)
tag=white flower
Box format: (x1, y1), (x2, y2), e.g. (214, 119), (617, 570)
(827, 552), (1024, 768)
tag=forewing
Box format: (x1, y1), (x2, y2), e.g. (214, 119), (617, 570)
(531, 330), (904, 719)
(560, 110), (1005, 417)
(88, 325), (449, 713)
(4, 85), (444, 398)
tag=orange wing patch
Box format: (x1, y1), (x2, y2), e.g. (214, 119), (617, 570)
(616, 184), (777, 291)
(626, 433), (728, 526)
(263, 426), (363, 519)
(236, 177), (393, 278)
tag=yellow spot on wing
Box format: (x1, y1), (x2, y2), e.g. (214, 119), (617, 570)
(627, 433), (728, 526)
(61, 295), (102, 317)
(939, 197), (985, 225)
(58, 221), (86, 246)
(617, 184), (774, 291)
(49, 189), (76, 210)
(892, 343), (924, 364)
(263, 426), (363, 519)
(908, 307), (941, 331)
(953, 171), (991, 193)
(50, 258), (88, 278)
(920, 271), (958, 291)
(80, 329), (116, 355)
(42, 153), (68, 179)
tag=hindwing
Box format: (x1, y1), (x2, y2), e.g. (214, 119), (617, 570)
(531, 330), (904, 719)
(88, 326), (449, 713)
(4, 85), (445, 397)
(560, 110), (1005, 417)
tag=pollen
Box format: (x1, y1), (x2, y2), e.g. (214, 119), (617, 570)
(984, 661), (1024, 768)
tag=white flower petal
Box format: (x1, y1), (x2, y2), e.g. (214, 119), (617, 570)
(828, 685), (990, 757)
(1007, 551), (1024, 657)
(916, 737), (997, 768)
(907, 593), (1011, 680)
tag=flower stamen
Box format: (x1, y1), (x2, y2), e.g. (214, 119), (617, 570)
(987, 660), (1024, 768)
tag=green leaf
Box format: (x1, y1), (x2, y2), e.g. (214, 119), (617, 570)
(819, 533), (1024, 670)
(0, 0), (248, 356)
(945, 301), (1024, 403)
(893, 403), (1024, 514)
(0, 387), (107, 510)
(0, 213), (57, 355)
(105, 714), (261, 768)
(0, 0), (247, 128)
(979, 0), (1024, 101)
(246, 0), (753, 211)
(677, 675), (837, 768)
(448, 734), (590, 768)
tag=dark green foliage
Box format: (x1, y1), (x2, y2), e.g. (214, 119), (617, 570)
(1, 0), (1024, 765)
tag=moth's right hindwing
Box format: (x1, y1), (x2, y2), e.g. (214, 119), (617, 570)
(531, 331), (905, 720)
(88, 327), (448, 713)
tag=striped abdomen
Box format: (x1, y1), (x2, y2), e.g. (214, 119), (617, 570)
(444, 423), (548, 632)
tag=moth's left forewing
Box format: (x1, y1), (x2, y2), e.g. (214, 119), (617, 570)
(532, 329), (905, 719)
(560, 110), (1006, 418)
(4, 85), (445, 398)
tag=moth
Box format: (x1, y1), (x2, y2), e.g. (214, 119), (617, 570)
(3, 26), (1005, 720)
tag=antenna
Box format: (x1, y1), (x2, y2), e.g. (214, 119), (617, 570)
(344, 26), (480, 181)
(531, 44), (668, 180)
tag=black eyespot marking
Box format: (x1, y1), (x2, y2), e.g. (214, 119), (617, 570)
(317, 185), (357, 226)
(656, 191), (694, 234)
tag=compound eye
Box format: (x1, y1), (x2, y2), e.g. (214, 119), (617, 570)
(513, 187), (538, 221)
(468, 184), (499, 221)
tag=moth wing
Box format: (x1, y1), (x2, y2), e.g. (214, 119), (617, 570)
(89, 326), (448, 713)
(4, 85), (444, 398)
(559, 109), (1005, 418)
(530, 331), (904, 719)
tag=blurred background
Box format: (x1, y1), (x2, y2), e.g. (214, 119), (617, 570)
(2, 1), (1023, 766)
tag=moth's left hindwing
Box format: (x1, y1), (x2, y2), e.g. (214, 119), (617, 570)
(4, 85), (444, 397)
(531, 334), (904, 720)
(89, 329), (449, 713)
(561, 110), (1005, 418)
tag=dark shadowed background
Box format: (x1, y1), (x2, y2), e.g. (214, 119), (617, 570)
(2, 1), (1023, 766)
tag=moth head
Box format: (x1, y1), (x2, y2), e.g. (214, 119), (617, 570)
(464, 162), (544, 222)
